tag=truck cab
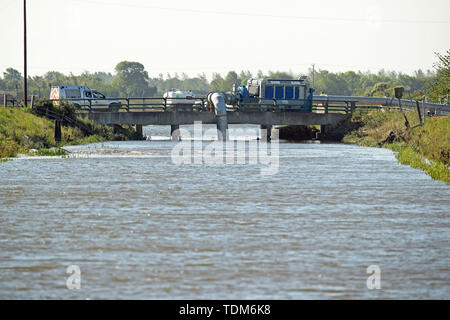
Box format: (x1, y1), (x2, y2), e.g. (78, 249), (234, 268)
(50, 86), (122, 111)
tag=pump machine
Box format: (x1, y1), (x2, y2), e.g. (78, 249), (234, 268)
(235, 78), (314, 112)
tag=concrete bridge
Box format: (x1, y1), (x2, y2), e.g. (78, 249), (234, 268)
(73, 94), (449, 141)
(85, 110), (349, 141)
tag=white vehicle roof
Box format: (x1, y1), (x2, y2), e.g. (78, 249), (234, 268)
(52, 85), (91, 90)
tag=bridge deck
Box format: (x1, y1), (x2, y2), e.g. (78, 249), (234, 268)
(85, 111), (349, 126)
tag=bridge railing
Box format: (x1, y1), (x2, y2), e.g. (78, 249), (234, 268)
(312, 95), (450, 113)
(46, 97), (400, 115)
(48, 95), (450, 115)
(49, 96), (208, 112)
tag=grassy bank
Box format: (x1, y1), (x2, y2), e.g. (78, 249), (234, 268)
(1, 107), (57, 159)
(342, 109), (449, 184)
(0, 105), (138, 160)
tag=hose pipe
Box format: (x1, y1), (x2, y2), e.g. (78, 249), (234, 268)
(207, 92), (229, 141)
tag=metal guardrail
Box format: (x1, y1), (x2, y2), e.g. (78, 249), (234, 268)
(312, 95), (450, 112)
(48, 96), (338, 113)
(2, 90), (450, 113)
(5, 94), (448, 115)
(49, 96), (208, 112)
(48, 97), (341, 113)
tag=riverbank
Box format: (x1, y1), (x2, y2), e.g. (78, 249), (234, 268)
(0, 106), (137, 160)
(341, 109), (449, 184)
(276, 109), (449, 184)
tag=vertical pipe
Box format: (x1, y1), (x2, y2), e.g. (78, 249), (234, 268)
(23, 0), (27, 107)
(3, 94), (7, 107)
(208, 93), (228, 141)
(217, 115), (228, 141)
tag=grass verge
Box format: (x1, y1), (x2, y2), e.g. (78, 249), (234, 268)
(342, 109), (449, 184)
(0, 104), (137, 160)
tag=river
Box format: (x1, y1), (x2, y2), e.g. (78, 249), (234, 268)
(0, 125), (449, 299)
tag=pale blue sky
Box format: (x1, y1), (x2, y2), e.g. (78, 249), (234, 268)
(1, 0), (449, 79)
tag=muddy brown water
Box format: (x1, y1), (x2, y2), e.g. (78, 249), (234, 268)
(0, 125), (449, 299)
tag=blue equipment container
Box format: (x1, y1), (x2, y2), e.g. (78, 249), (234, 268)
(244, 78), (313, 112)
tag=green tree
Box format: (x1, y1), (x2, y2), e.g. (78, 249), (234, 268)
(370, 82), (392, 97)
(28, 75), (48, 97)
(340, 71), (363, 95)
(112, 61), (150, 96)
(266, 70), (295, 80)
(43, 71), (68, 84)
(209, 73), (225, 92)
(427, 50), (450, 99)
(314, 70), (350, 95)
(239, 70), (252, 85)
(222, 71), (239, 91)
(3, 68), (23, 90)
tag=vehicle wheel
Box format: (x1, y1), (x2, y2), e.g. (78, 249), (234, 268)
(109, 103), (121, 112)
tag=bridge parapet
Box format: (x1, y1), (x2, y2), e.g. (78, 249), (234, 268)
(85, 110), (349, 127)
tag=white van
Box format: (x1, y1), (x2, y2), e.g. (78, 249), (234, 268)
(50, 86), (121, 111)
(163, 89), (195, 106)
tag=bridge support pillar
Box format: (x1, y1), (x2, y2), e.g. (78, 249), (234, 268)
(171, 124), (180, 141)
(260, 125), (272, 142)
(135, 124), (143, 139)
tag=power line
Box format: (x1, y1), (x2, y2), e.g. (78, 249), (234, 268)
(68, 0), (450, 24)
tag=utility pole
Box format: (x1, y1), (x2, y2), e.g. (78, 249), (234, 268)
(23, 0), (27, 107)
(312, 64), (315, 88)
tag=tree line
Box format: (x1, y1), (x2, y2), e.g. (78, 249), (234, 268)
(1, 51), (448, 102)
